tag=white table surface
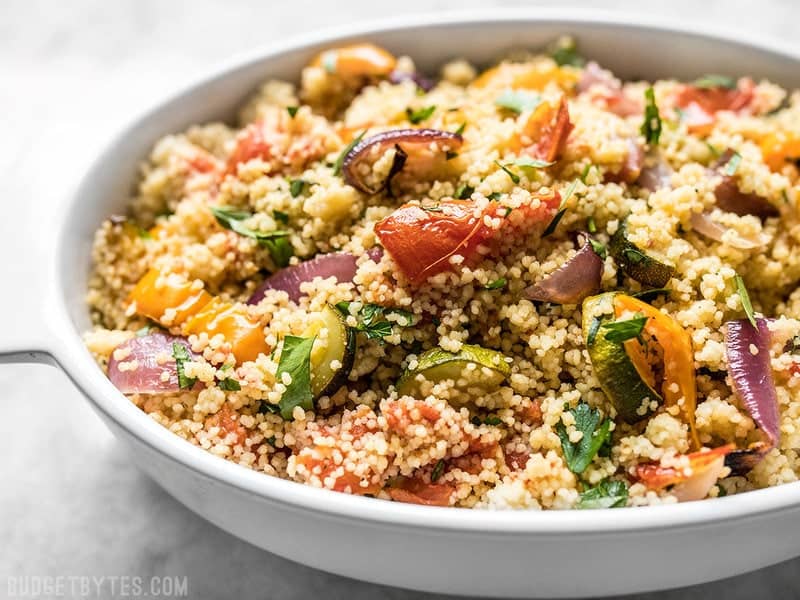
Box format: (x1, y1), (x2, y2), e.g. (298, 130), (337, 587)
(2, 1), (799, 598)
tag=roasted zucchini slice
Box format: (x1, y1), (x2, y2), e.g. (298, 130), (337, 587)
(303, 304), (356, 398)
(609, 220), (676, 288)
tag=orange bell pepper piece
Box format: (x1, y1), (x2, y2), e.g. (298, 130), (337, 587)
(312, 43), (396, 78)
(513, 96), (573, 162)
(760, 131), (800, 173)
(613, 294), (700, 448)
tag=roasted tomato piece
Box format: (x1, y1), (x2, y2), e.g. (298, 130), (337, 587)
(374, 194), (559, 285)
(674, 78), (754, 135)
(388, 476), (455, 506)
(515, 97), (574, 162)
(636, 444), (735, 502)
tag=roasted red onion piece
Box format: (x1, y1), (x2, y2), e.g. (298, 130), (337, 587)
(725, 442), (772, 476)
(606, 139), (644, 184)
(248, 252), (359, 304)
(108, 332), (196, 394)
(388, 70), (435, 91)
(524, 234), (603, 304)
(689, 212), (767, 250)
(341, 129), (463, 194)
(577, 62), (619, 93)
(637, 160), (673, 192)
(714, 176), (780, 220)
(724, 318), (781, 445)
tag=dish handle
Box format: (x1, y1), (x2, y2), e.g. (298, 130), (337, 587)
(0, 215), (60, 366)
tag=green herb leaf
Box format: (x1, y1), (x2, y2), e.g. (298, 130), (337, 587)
(335, 302), (414, 341)
(693, 74), (736, 90)
(784, 335), (800, 354)
(454, 122), (467, 136)
(487, 192), (504, 201)
(580, 164), (594, 184)
(218, 377), (241, 391)
(262, 236), (294, 268)
(258, 401), (280, 415)
(602, 314), (649, 343)
(633, 288), (671, 303)
(210, 206), (289, 243)
(556, 403), (612, 474)
(431, 459), (446, 482)
(589, 238), (607, 260)
(641, 87), (662, 145)
(406, 105), (436, 124)
(494, 160), (520, 184)
(276, 335), (316, 420)
(455, 184), (475, 199)
(172, 342), (197, 389)
(286, 106), (299, 118)
(576, 479), (629, 509)
(546, 36), (585, 67)
(483, 415), (503, 426)
(587, 215), (597, 233)
(273, 210), (290, 224)
(724, 151), (742, 176)
(542, 180), (578, 238)
(136, 325), (152, 337)
(289, 179), (307, 198)
(333, 130), (366, 176)
(484, 277), (507, 290)
(494, 90), (541, 115)
(514, 157), (556, 169)
(734, 273), (757, 327)
(705, 142), (722, 158)
(623, 247), (647, 264)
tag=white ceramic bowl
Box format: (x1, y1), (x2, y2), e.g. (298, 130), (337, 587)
(3, 10), (800, 598)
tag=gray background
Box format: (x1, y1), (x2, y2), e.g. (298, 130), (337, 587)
(2, 0), (799, 598)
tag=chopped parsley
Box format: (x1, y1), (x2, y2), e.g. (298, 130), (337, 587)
(542, 179), (579, 238)
(454, 122), (467, 136)
(273, 210), (289, 224)
(406, 105), (436, 124)
(431, 459), (446, 482)
(589, 238), (607, 260)
(487, 192), (504, 201)
(556, 402), (612, 474)
(289, 179), (307, 197)
(262, 236), (293, 268)
(484, 277), (507, 290)
(172, 342), (197, 390)
(335, 302), (415, 342)
(724, 151), (742, 176)
(276, 335), (316, 420)
(546, 36), (585, 67)
(576, 479), (629, 509)
(602, 314), (649, 343)
(734, 273), (757, 327)
(455, 184), (475, 200)
(514, 157), (556, 169)
(333, 130), (366, 176)
(784, 335), (800, 354)
(470, 415), (503, 426)
(587, 215), (597, 233)
(494, 90), (541, 115)
(286, 105), (299, 118)
(693, 74), (736, 90)
(218, 377), (241, 391)
(641, 87), (662, 145)
(210, 206), (289, 243)
(580, 163), (594, 184)
(494, 160), (520, 184)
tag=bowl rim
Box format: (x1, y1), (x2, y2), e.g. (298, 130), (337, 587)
(53, 8), (800, 534)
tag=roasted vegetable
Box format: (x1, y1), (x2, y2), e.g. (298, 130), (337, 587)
(524, 232), (603, 304)
(583, 293), (699, 446)
(609, 220), (676, 287)
(312, 43), (397, 78)
(303, 305), (356, 398)
(397, 344), (511, 400)
(636, 444), (735, 502)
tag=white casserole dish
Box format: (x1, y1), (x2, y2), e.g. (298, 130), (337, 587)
(2, 10), (800, 597)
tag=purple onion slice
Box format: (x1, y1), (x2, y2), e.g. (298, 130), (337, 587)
(524, 234), (603, 304)
(108, 332), (196, 394)
(248, 252), (359, 305)
(388, 69), (436, 92)
(689, 212), (768, 250)
(341, 128), (463, 194)
(724, 318), (780, 446)
(636, 160), (674, 192)
(714, 176), (780, 220)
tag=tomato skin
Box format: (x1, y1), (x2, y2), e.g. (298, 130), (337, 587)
(517, 97), (574, 162)
(388, 476), (454, 506)
(224, 122), (278, 175)
(674, 79), (754, 134)
(374, 194), (559, 285)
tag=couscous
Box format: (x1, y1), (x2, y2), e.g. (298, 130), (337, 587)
(85, 38), (800, 509)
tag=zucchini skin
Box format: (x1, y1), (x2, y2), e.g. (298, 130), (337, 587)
(311, 305), (357, 399)
(609, 221), (676, 288)
(582, 293), (663, 423)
